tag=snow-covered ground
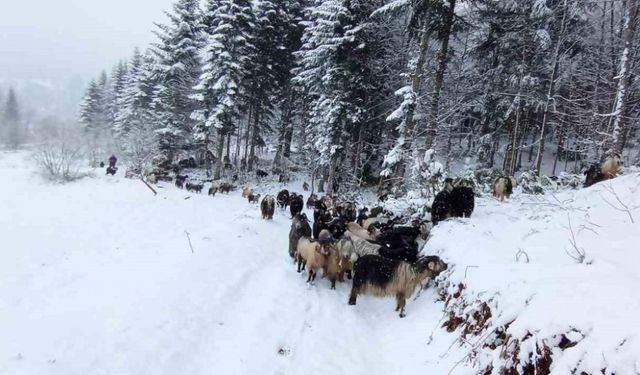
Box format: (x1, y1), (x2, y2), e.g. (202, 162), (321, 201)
(1, 150), (639, 374)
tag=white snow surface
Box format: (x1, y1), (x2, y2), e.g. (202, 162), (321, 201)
(1, 150), (639, 374)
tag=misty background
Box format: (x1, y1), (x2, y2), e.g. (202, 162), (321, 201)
(0, 0), (175, 122)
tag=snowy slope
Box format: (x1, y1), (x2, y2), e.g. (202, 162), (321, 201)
(428, 172), (640, 373)
(1, 150), (638, 375)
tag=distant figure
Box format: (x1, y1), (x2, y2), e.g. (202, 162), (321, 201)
(106, 154), (118, 176)
(99, 161), (105, 168)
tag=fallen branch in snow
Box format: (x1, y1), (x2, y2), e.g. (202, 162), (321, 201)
(516, 248), (530, 263)
(139, 176), (157, 196)
(184, 230), (194, 254)
(565, 214), (586, 263)
(601, 184), (636, 223)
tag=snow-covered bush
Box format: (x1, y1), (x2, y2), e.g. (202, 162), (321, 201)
(32, 139), (86, 182)
(518, 170), (545, 195)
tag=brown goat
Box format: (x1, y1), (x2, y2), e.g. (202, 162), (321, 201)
(296, 237), (329, 284)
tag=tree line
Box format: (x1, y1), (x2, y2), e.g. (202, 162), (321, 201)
(79, 0), (639, 195)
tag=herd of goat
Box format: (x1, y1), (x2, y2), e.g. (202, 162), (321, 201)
(160, 153), (622, 317)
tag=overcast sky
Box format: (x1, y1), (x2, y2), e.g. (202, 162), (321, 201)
(0, 0), (176, 83)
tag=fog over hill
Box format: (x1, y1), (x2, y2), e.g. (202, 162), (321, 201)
(0, 0), (175, 122)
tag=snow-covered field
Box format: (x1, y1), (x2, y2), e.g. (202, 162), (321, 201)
(1, 150), (639, 374)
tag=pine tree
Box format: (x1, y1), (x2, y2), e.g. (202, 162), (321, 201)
(2, 88), (22, 149)
(193, 0), (255, 179)
(293, 0), (378, 195)
(114, 48), (156, 138)
(79, 79), (108, 133)
(152, 0), (203, 158)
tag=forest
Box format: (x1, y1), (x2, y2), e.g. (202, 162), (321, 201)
(76, 0), (640, 196)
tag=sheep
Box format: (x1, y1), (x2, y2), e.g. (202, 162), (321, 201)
(277, 189), (290, 209)
(492, 176), (513, 201)
(248, 193), (261, 204)
(289, 213), (311, 258)
(289, 194), (304, 218)
(296, 235), (330, 284)
(348, 255), (448, 317)
(241, 187), (253, 198)
(584, 154), (622, 187)
(261, 195), (276, 220)
(347, 222), (377, 241)
(208, 186), (218, 197)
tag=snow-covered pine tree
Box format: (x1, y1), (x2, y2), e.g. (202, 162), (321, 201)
(114, 49), (157, 141)
(106, 60), (128, 128)
(152, 0), (202, 159)
(293, 0), (378, 195)
(79, 78), (108, 133)
(2, 88), (22, 149)
(193, 0), (254, 179)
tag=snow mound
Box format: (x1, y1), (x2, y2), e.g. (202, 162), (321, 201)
(428, 172), (640, 373)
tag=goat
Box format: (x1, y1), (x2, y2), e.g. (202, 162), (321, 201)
(296, 236), (330, 284)
(218, 182), (234, 194)
(175, 175), (188, 189)
(290, 194), (304, 218)
(584, 154), (622, 187)
(348, 255), (448, 317)
(208, 186), (218, 197)
(248, 193), (261, 204)
(277, 189), (290, 209)
(261, 195), (276, 220)
(492, 176), (513, 201)
(241, 187), (253, 198)
(448, 186), (474, 218)
(289, 213), (312, 258)
(306, 194), (318, 209)
(347, 222), (377, 241)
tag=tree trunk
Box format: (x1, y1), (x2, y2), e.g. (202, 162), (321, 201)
(213, 131), (225, 180)
(424, 0), (456, 150)
(248, 110), (259, 172)
(611, 0), (638, 154)
(534, 0), (568, 174)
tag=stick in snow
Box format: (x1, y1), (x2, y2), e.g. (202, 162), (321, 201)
(139, 176), (157, 196)
(184, 230), (194, 254)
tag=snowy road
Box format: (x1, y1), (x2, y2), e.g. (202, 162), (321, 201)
(0, 152), (460, 375)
